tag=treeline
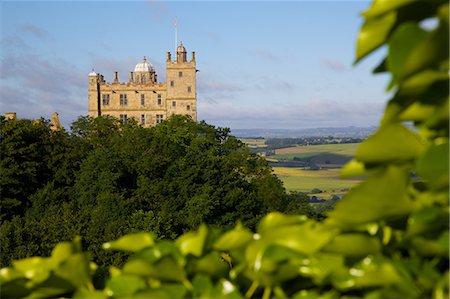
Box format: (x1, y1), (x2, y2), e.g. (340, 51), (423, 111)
(0, 115), (314, 267)
(266, 137), (363, 151)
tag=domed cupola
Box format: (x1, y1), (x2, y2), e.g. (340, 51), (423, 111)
(133, 56), (156, 84)
(134, 56), (154, 72)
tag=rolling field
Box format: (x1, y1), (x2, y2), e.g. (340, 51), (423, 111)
(270, 143), (361, 195)
(272, 143), (359, 160)
(273, 167), (361, 194)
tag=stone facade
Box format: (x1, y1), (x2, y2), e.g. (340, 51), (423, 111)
(88, 43), (196, 127)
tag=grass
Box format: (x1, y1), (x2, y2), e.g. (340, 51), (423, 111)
(273, 143), (359, 157)
(273, 167), (361, 194)
(239, 138), (267, 148)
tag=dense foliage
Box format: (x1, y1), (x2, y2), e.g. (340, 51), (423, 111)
(0, 115), (311, 267)
(1, 0), (448, 298)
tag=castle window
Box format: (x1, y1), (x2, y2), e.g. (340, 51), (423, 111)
(102, 94), (110, 106)
(170, 80), (174, 87)
(142, 75), (146, 83)
(141, 94), (145, 106)
(156, 114), (164, 124)
(140, 114), (145, 125)
(120, 114), (127, 123)
(172, 101), (176, 107)
(179, 71), (183, 77)
(157, 94), (162, 105)
(187, 86), (191, 93)
(187, 105), (191, 111)
(120, 94), (128, 106)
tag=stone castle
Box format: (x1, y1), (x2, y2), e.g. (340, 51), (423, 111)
(88, 43), (196, 127)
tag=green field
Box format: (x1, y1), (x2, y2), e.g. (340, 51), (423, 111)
(271, 143), (359, 161)
(270, 143), (361, 194)
(273, 167), (361, 194)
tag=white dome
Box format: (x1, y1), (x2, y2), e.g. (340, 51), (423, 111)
(88, 70), (97, 76)
(134, 57), (153, 72)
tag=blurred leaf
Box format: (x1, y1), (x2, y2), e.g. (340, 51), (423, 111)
(406, 206), (449, 237)
(415, 142), (449, 190)
(398, 70), (449, 97)
(257, 212), (307, 234)
(103, 232), (155, 252)
(105, 274), (146, 297)
(73, 287), (107, 299)
(54, 253), (91, 288)
(123, 256), (186, 282)
(190, 251), (228, 278)
(387, 23), (429, 82)
(213, 222), (253, 251)
(295, 253), (345, 285)
(355, 11), (396, 63)
(361, 0), (413, 18)
(323, 233), (381, 257)
(333, 256), (402, 290)
(340, 159), (367, 178)
(399, 102), (435, 122)
(355, 123), (425, 163)
(134, 284), (187, 299)
(176, 224), (208, 257)
(328, 166), (412, 227)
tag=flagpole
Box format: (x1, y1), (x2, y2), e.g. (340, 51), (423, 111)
(174, 17), (178, 52)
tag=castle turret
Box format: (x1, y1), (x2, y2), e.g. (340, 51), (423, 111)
(166, 42), (197, 121)
(88, 70), (101, 117)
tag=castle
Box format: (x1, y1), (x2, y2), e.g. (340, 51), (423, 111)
(88, 43), (196, 127)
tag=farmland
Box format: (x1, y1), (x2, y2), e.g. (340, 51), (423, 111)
(238, 140), (362, 195)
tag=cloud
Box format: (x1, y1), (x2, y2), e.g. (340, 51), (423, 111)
(197, 98), (384, 129)
(254, 76), (295, 93)
(0, 36), (86, 127)
(320, 57), (348, 72)
(20, 25), (48, 40)
(248, 49), (280, 62)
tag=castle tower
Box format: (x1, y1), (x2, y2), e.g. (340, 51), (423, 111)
(88, 70), (100, 117)
(166, 42), (197, 121)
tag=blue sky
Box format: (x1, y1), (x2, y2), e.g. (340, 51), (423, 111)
(0, 1), (391, 129)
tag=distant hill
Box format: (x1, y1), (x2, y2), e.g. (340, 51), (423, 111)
(231, 126), (377, 138)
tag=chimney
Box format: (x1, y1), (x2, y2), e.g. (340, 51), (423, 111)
(114, 71), (118, 83)
(191, 51), (195, 62)
(166, 52), (172, 62)
(129, 72), (134, 83)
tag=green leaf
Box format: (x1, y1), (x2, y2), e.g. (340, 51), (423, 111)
(123, 256), (186, 282)
(213, 222), (253, 251)
(103, 232), (155, 252)
(327, 166), (413, 227)
(361, 0), (413, 18)
(387, 23), (429, 82)
(323, 233), (381, 257)
(176, 224), (208, 257)
(191, 251), (229, 277)
(399, 102), (436, 122)
(257, 212), (308, 234)
(340, 159), (367, 178)
(355, 11), (396, 63)
(415, 142), (449, 190)
(134, 284), (188, 299)
(333, 256), (403, 290)
(54, 253), (91, 288)
(355, 123), (426, 163)
(398, 70), (450, 97)
(73, 288), (107, 299)
(105, 274), (146, 297)
(294, 253), (345, 285)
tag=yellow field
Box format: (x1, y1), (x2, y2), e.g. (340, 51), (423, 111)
(272, 167), (361, 194)
(274, 143), (359, 156)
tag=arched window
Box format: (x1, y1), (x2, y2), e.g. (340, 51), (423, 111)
(142, 75), (146, 83)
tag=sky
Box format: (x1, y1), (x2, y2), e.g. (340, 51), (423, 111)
(0, 0), (392, 130)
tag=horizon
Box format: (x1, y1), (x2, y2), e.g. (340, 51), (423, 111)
(1, 1), (391, 130)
